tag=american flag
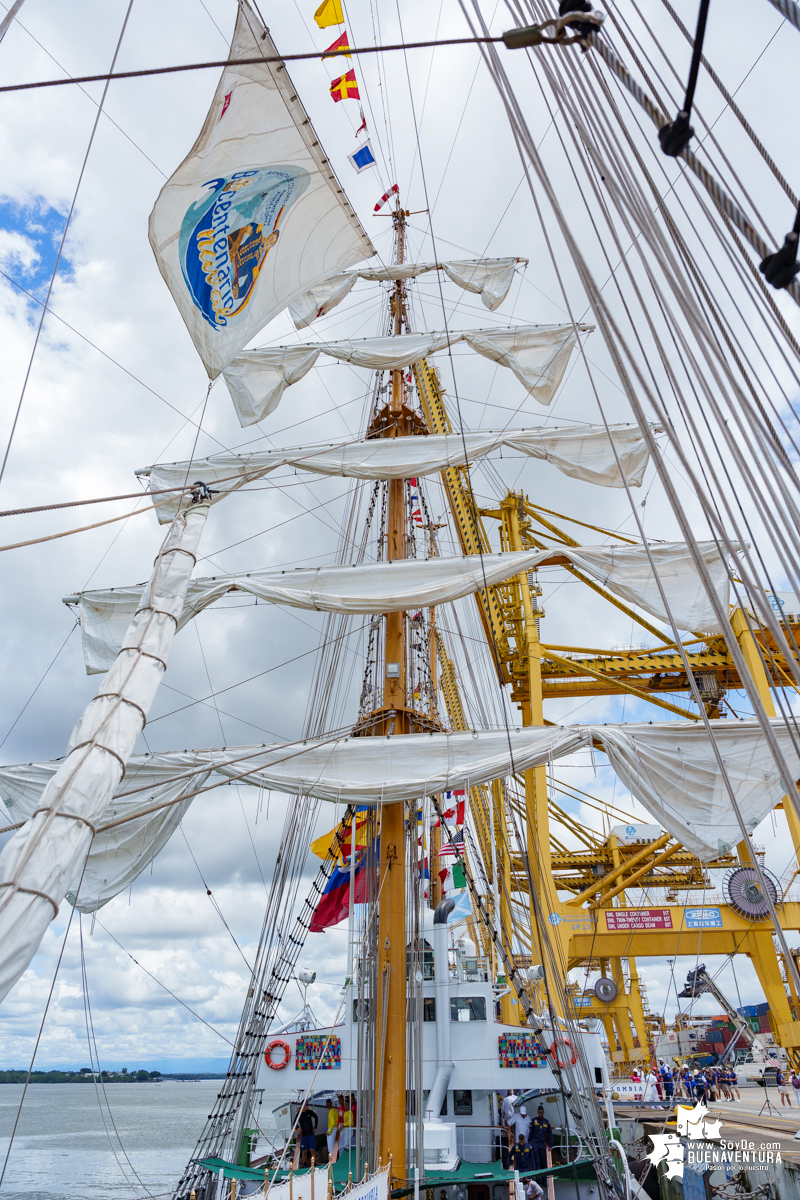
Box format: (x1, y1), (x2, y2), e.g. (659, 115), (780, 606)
(438, 830), (464, 858)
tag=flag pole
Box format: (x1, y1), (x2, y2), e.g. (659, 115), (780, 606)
(346, 815), (356, 987)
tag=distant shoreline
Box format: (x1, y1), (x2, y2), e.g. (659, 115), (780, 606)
(0, 1070), (226, 1083)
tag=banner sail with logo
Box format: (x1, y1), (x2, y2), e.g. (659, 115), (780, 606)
(148, 1), (374, 377)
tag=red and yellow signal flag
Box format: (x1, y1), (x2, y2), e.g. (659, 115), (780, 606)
(314, 0), (344, 28)
(322, 30), (351, 58)
(330, 69), (360, 102)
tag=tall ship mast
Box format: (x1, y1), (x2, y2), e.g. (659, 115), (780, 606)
(1, 1), (800, 1198)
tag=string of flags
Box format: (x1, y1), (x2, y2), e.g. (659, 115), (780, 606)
(314, 0), (377, 174)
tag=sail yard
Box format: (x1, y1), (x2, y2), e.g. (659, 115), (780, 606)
(0, 1), (799, 1199)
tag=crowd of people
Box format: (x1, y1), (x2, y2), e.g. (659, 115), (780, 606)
(294, 1093), (357, 1167)
(627, 1060), (742, 1105)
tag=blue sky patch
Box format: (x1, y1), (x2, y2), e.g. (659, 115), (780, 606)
(0, 197), (72, 302)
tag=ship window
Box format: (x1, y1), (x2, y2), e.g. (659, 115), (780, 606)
(450, 996), (487, 1022)
(420, 1091), (447, 1116)
(595, 1067), (603, 1084)
(353, 999), (370, 1022)
(454, 1089), (473, 1115)
(406, 997), (436, 1021)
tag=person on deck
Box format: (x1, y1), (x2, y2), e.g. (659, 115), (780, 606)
(297, 1102), (319, 1167)
(513, 1105), (532, 1144)
(341, 1093), (355, 1147)
(501, 1089), (519, 1157)
(335, 1093), (346, 1158)
(326, 1098), (338, 1163)
(529, 1105), (554, 1172)
(525, 1179), (544, 1200)
(508, 1134), (534, 1173)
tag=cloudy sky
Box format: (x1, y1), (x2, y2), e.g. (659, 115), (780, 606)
(0, 0), (798, 1078)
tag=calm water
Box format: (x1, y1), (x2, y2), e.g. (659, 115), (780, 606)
(0, 1081), (287, 1199)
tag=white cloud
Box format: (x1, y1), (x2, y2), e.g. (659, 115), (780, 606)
(0, 229), (40, 274)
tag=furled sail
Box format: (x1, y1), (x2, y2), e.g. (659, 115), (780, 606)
(0, 503), (209, 1002)
(0, 754), (214, 914)
(221, 323), (590, 425)
(147, 0), (374, 377)
(592, 719), (800, 861)
(288, 258), (522, 327)
(560, 542), (734, 634)
(68, 541), (731, 674)
(139, 423), (653, 523)
(2, 718), (790, 911)
(68, 551), (550, 674)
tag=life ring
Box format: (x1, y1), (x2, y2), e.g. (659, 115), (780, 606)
(265, 1039), (291, 1070)
(550, 1036), (577, 1069)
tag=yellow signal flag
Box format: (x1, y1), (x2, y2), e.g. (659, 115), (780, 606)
(311, 813), (370, 860)
(314, 0), (344, 29)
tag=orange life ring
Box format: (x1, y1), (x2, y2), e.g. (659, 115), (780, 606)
(265, 1039), (291, 1070)
(550, 1036), (577, 1069)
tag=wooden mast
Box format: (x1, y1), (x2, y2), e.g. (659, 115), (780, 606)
(374, 203), (409, 1184)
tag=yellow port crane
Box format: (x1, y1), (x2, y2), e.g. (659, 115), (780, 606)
(413, 356), (800, 1067)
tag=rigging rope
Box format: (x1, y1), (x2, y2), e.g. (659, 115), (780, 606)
(0, 38), (510, 94)
(94, 918), (234, 1046)
(468, 0), (800, 1005)
(765, 0), (800, 31)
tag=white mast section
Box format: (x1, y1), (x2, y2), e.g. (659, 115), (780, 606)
(0, 498), (210, 1003)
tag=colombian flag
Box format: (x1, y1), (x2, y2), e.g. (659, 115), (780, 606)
(311, 808), (371, 862)
(310, 846), (373, 931)
(330, 70), (360, 102)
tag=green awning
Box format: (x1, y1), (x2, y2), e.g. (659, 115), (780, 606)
(390, 1158), (597, 1198)
(195, 1155), (596, 1193)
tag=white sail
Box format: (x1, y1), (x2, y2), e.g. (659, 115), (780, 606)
(222, 323), (589, 425)
(2, 717), (792, 909)
(288, 258), (522, 327)
(216, 727), (586, 806)
(68, 541), (729, 674)
(563, 542), (733, 634)
(440, 259), (519, 311)
(0, 754), (214, 914)
(147, 1), (374, 377)
(288, 271), (360, 328)
(69, 551), (550, 674)
(221, 346), (321, 426)
(593, 719), (800, 861)
(0, 504), (209, 1003)
(139, 423), (653, 524)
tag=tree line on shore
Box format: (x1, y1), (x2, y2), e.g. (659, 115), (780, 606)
(0, 1068), (161, 1083)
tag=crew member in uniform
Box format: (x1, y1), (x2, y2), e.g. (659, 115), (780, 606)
(529, 1105), (553, 1171)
